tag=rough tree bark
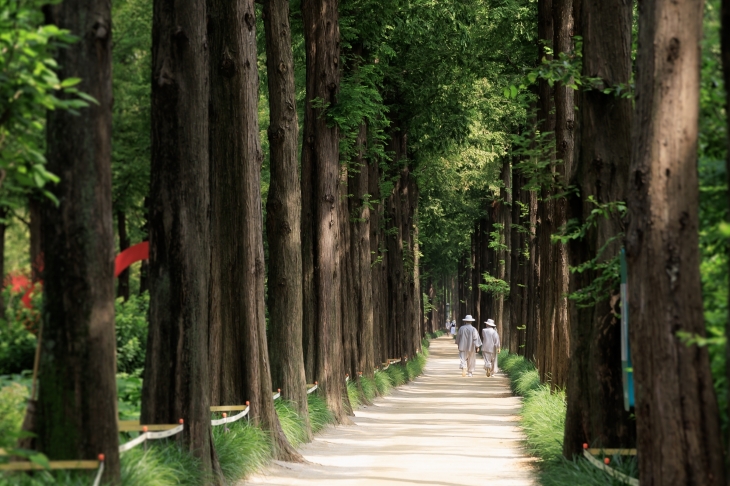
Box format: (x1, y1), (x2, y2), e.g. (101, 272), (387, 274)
(301, 0), (351, 423)
(29, 196), (43, 281)
(501, 159), (512, 349)
(722, 0), (730, 468)
(37, 0), (120, 480)
(263, 0), (311, 439)
(627, 0), (726, 483)
(207, 0), (301, 461)
(141, 0), (215, 474)
(352, 124), (375, 377)
(117, 210), (130, 301)
(548, 0), (574, 388)
(563, 0), (635, 458)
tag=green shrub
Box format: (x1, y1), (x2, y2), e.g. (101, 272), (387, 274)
(360, 376), (377, 402)
(307, 393), (334, 433)
(115, 293), (149, 374)
(0, 376), (29, 449)
(213, 421), (272, 483)
(385, 364), (406, 386)
(346, 379), (361, 410)
(0, 284), (39, 375)
(500, 351), (639, 485)
(121, 442), (207, 486)
(374, 370), (393, 395)
(274, 399), (308, 447)
(117, 371), (143, 420)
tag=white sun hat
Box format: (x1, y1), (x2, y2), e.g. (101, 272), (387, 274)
(462, 315), (475, 322)
(486, 319), (496, 327)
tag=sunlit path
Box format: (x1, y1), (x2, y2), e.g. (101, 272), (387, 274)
(243, 336), (535, 486)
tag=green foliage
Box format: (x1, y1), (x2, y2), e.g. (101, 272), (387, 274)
(346, 379), (361, 410)
(123, 441), (207, 486)
(694, 0), (730, 440)
(499, 351), (638, 484)
(0, 0), (91, 202)
(307, 393), (335, 434)
(111, 0), (152, 240)
(384, 363), (406, 387)
(359, 376), (377, 403)
(115, 292), (149, 374)
(0, 375), (28, 449)
(374, 369), (393, 396)
(117, 371), (142, 421)
(274, 399), (309, 448)
(479, 272), (510, 298)
(0, 316), (35, 375)
(551, 198), (626, 307)
(213, 421), (272, 483)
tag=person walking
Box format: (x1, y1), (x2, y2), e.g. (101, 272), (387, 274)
(450, 320), (456, 336)
(481, 318), (501, 377)
(456, 315), (481, 377)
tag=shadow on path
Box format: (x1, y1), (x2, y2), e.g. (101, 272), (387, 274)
(242, 336), (536, 486)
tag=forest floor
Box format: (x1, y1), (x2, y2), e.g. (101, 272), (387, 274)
(242, 336), (536, 486)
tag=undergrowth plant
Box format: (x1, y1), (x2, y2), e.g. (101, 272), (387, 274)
(499, 350), (638, 485)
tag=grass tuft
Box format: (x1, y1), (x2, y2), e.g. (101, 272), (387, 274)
(307, 393), (334, 434)
(274, 399), (309, 448)
(500, 350), (639, 485)
(213, 421), (272, 483)
(346, 379), (361, 410)
(374, 370), (393, 396)
(385, 363), (406, 386)
(121, 442), (207, 486)
(360, 376), (377, 402)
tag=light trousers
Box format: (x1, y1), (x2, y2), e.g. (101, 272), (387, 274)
(459, 351), (476, 373)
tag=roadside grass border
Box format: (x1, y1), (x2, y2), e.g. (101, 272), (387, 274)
(1, 332), (441, 485)
(499, 350), (639, 486)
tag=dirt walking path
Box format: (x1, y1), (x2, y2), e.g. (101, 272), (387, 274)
(243, 336), (536, 486)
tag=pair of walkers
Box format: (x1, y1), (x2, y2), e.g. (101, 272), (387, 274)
(455, 315), (501, 377)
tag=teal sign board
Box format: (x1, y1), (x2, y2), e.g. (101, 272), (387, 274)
(620, 248), (635, 410)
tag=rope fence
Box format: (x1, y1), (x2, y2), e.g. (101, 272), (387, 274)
(582, 444), (639, 486)
(2, 361), (410, 479)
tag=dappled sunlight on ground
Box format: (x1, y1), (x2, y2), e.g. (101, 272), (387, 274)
(243, 336), (536, 486)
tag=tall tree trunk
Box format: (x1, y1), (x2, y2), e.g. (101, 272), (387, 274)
(38, 0), (120, 480)
(525, 188), (540, 361)
(721, 0), (730, 470)
(472, 226), (481, 330)
(548, 0), (574, 389)
(117, 210), (130, 301)
(208, 0), (300, 461)
(534, 0), (553, 373)
(478, 217), (490, 333)
(501, 159), (512, 350)
(341, 164), (358, 381)
(509, 168), (524, 354)
(563, 0), (635, 458)
(29, 196), (43, 282)
(141, 0), (215, 475)
(353, 124), (375, 376)
(301, 0), (351, 423)
(0, 207), (6, 308)
(369, 155), (385, 367)
(263, 0), (311, 439)
(627, 0), (725, 483)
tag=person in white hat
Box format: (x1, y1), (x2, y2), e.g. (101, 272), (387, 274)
(481, 318), (501, 377)
(456, 315), (481, 377)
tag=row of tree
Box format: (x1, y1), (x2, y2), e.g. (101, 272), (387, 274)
(428, 0), (730, 484)
(29, 0), (466, 483)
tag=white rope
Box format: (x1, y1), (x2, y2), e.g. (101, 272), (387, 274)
(306, 384), (318, 394)
(272, 392), (281, 400)
(118, 424), (184, 453)
(211, 407), (249, 426)
(91, 460), (104, 486)
(583, 449), (639, 486)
